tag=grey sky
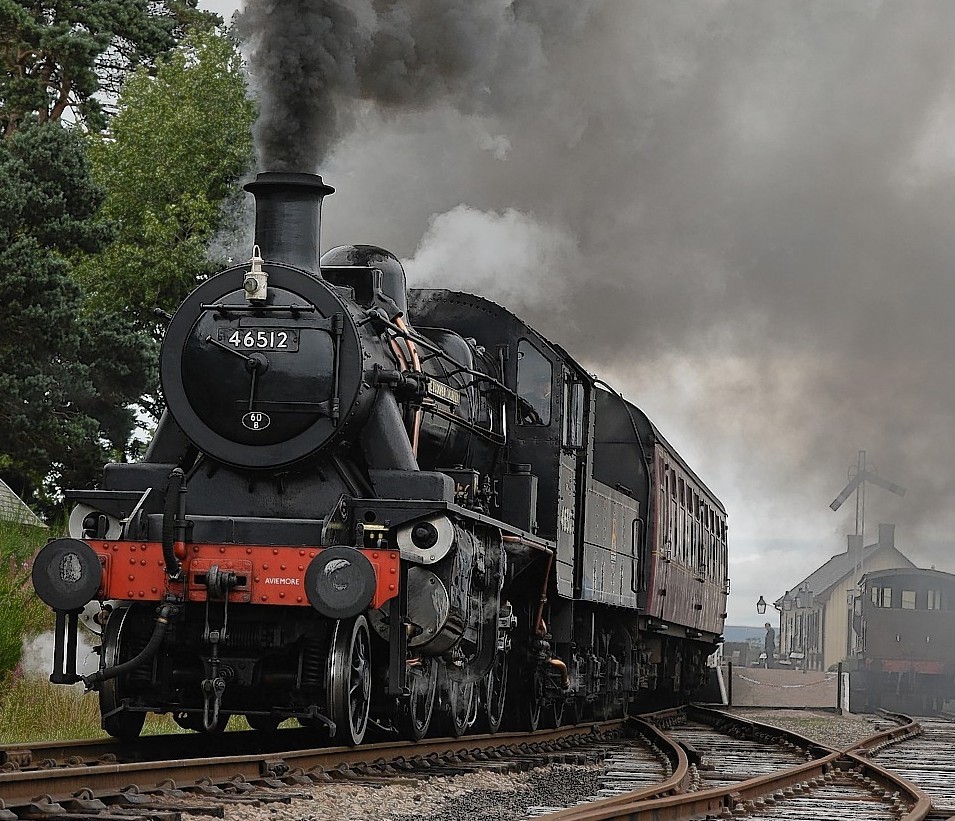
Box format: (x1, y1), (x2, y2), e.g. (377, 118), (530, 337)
(199, 1), (955, 625)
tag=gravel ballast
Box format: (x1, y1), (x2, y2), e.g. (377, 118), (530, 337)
(194, 710), (880, 821)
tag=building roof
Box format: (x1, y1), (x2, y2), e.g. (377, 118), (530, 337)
(0, 478), (46, 528)
(773, 526), (914, 605)
(861, 566), (955, 585)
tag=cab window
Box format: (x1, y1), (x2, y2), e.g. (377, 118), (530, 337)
(562, 373), (585, 447)
(517, 339), (552, 425)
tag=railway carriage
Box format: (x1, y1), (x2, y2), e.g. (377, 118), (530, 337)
(32, 172), (729, 741)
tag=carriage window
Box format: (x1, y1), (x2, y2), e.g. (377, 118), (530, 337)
(901, 590), (916, 610)
(927, 589), (942, 610)
(871, 587), (892, 608)
(517, 339), (552, 426)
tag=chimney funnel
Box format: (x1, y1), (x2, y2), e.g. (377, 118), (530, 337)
(243, 172), (334, 273)
(878, 523), (895, 548)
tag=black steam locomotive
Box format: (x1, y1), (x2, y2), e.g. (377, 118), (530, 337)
(32, 173), (729, 742)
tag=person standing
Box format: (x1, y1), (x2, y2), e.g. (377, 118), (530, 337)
(764, 622), (776, 668)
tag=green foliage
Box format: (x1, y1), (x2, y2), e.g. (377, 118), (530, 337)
(0, 0), (221, 136)
(0, 522), (48, 677)
(0, 571), (45, 674)
(0, 674), (104, 742)
(0, 120), (155, 506)
(0, 17), (249, 504)
(77, 27), (256, 325)
(0, 670), (251, 741)
(0, 671), (198, 742)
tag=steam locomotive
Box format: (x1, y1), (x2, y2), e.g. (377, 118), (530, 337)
(847, 567), (955, 714)
(32, 172), (729, 742)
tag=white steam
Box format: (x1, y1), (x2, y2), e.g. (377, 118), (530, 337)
(20, 631), (98, 682)
(403, 205), (576, 309)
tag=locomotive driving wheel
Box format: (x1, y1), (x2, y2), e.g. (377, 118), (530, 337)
(437, 666), (476, 737)
(99, 606), (147, 741)
(529, 664), (566, 730)
(477, 649), (508, 733)
(327, 615), (372, 745)
(509, 662), (545, 732)
(564, 696), (582, 726)
(545, 693), (565, 729)
(399, 656), (437, 740)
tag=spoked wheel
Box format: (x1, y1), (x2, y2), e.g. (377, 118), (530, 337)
(99, 607), (147, 741)
(565, 696), (583, 726)
(438, 667), (476, 737)
(543, 696), (565, 729)
(477, 650), (508, 733)
(399, 656), (437, 740)
(511, 663), (545, 732)
(327, 615), (372, 746)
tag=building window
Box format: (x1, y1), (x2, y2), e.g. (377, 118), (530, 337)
(901, 590), (916, 610)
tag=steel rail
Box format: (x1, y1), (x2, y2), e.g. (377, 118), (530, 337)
(527, 707), (933, 821)
(840, 709), (933, 820)
(843, 708), (924, 756)
(2, 709), (935, 820)
(0, 720), (623, 807)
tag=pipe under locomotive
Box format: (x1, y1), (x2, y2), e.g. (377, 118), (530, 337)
(32, 172), (729, 742)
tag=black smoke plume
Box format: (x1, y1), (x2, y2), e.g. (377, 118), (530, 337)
(236, 0), (599, 171)
(234, 1), (955, 620)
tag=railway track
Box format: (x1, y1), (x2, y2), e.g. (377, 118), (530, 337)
(858, 712), (955, 819)
(0, 721), (627, 819)
(522, 706), (930, 821)
(0, 708), (941, 820)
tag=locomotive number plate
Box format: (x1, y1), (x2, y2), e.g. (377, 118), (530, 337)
(218, 328), (300, 352)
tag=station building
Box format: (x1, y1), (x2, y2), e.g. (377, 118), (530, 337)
(772, 524), (914, 671)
